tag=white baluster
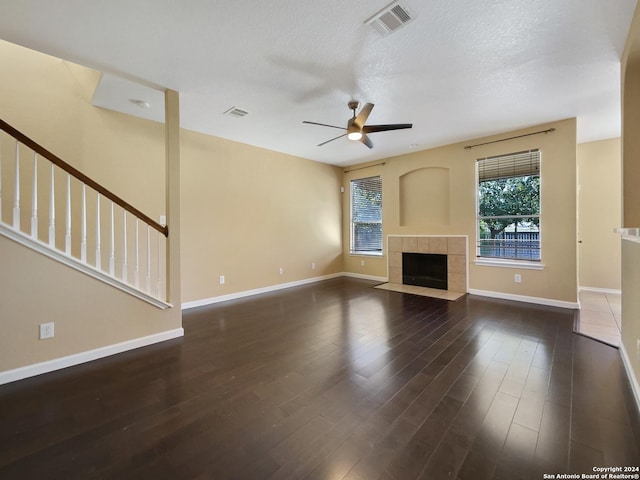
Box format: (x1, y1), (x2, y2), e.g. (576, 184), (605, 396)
(0, 141), (3, 218)
(13, 141), (20, 229)
(65, 174), (71, 254)
(157, 231), (161, 298)
(31, 153), (38, 238)
(95, 193), (101, 269)
(122, 210), (128, 283)
(134, 218), (140, 288)
(109, 202), (115, 276)
(146, 225), (151, 292)
(48, 163), (55, 246)
(81, 184), (87, 262)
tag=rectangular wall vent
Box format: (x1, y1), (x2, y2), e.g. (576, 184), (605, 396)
(223, 107), (249, 118)
(365, 1), (415, 37)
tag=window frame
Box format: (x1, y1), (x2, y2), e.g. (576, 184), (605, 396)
(475, 150), (542, 266)
(350, 175), (383, 256)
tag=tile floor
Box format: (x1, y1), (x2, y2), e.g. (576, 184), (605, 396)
(577, 290), (622, 346)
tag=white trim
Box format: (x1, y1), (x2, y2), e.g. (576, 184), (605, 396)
(0, 328), (184, 386)
(386, 234), (468, 238)
(469, 288), (579, 309)
(474, 258), (545, 270)
(0, 223), (171, 309)
(181, 273), (345, 309)
(578, 286), (622, 295)
(620, 342), (640, 414)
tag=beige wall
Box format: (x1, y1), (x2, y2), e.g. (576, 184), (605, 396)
(623, 61), (640, 228)
(621, 2), (640, 399)
(0, 235), (180, 371)
(0, 41), (344, 373)
(0, 41), (167, 219)
(577, 138), (622, 290)
(343, 118), (578, 304)
(180, 128), (343, 303)
(622, 239), (640, 383)
(0, 41), (181, 372)
(623, 31), (640, 227)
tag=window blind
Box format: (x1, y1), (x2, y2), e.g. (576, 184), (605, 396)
(351, 176), (382, 253)
(477, 149), (540, 182)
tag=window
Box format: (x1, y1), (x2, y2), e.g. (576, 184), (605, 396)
(351, 175), (382, 254)
(477, 150), (540, 261)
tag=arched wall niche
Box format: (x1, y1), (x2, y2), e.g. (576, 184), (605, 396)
(399, 167), (450, 227)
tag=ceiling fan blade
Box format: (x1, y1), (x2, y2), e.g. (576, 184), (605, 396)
(303, 120), (346, 131)
(353, 102), (374, 129)
(360, 134), (374, 149)
(318, 133), (348, 146)
(362, 123), (413, 134)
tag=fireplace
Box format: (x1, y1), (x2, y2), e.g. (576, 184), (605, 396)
(403, 253), (448, 289)
(388, 235), (468, 294)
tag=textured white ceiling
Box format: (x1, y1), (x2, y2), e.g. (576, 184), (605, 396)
(0, 0), (636, 166)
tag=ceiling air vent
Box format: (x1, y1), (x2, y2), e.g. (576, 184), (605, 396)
(223, 107), (249, 118)
(365, 1), (415, 37)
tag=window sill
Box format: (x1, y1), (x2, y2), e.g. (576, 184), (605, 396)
(474, 258), (545, 270)
(350, 252), (383, 257)
(616, 227), (640, 244)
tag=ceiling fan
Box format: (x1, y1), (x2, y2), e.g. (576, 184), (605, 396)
(303, 101), (412, 149)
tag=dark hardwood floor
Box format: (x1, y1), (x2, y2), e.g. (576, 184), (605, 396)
(1, 277), (639, 479)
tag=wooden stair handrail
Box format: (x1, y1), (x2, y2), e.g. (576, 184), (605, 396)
(0, 119), (168, 237)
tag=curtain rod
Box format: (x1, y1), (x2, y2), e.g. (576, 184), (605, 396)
(464, 128), (555, 150)
(344, 162), (386, 173)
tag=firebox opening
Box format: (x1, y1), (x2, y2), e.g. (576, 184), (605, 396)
(402, 253), (448, 290)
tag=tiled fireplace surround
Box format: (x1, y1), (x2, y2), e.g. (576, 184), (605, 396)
(387, 236), (468, 293)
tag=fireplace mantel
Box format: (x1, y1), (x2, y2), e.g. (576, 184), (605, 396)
(387, 235), (468, 293)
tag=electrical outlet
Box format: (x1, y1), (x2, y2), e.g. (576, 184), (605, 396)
(40, 322), (55, 340)
(279, 267), (284, 275)
(361, 260), (365, 267)
(219, 275), (225, 285)
(311, 262), (316, 270)
(159, 215), (166, 225)
(514, 274), (522, 283)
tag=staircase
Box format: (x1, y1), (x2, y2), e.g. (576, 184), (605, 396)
(0, 119), (171, 309)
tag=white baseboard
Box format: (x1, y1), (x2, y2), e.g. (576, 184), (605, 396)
(182, 273), (345, 309)
(185, 274), (581, 312)
(620, 342), (640, 414)
(468, 289), (579, 309)
(578, 286), (622, 295)
(0, 328), (184, 386)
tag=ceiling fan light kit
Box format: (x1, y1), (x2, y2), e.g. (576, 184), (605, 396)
(303, 101), (412, 149)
